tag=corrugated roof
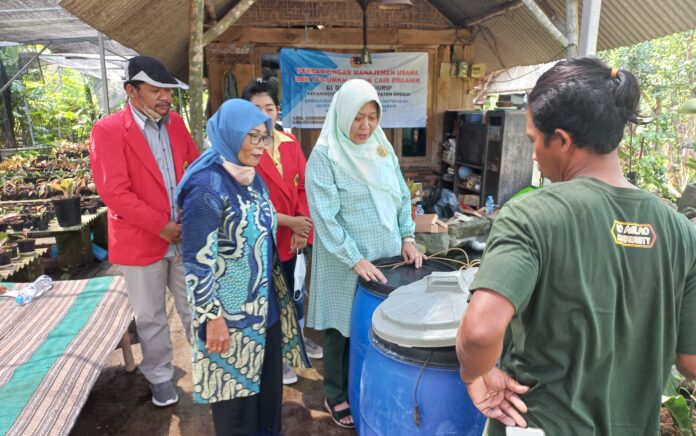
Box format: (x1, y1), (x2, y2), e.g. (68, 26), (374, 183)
(430, 0), (696, 71)
(56, 0), (696, 78)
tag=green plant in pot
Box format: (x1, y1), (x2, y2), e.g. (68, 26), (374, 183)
(50, 178), (82, 228)
(31, 205), (51, 231)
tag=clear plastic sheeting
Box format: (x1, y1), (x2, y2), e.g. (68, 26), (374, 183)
(0, 1), (136, 111)
(0, 0), (135, 58)
(38, 54), (125, 80)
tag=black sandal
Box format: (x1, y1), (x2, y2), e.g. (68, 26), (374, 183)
(324, 398), (355, 429)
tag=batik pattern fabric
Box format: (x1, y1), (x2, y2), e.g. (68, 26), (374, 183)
(180, 164), (307, 404)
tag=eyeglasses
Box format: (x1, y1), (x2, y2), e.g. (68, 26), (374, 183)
(247, 132), (273, 145)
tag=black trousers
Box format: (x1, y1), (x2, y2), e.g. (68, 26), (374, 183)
(210, 321), (282, 436)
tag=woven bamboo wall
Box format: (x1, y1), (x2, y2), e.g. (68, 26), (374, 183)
(230, 0), (452, 29)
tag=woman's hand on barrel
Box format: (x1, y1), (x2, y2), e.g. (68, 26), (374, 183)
(205, 316), (230, 355)
(402, 240), (426, 268)
(291, 216), (313, 238)
(465, 367), (529, 427)
(353, 259), (388, 284)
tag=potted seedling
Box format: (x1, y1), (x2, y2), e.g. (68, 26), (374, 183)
(16, 229), (36, 255)
(31, 205), (51, 231)
(0, 213), (18, 232)
(51, 178), (82, 227)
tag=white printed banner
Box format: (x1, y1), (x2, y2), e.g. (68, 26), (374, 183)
(280, 48), (428, 129)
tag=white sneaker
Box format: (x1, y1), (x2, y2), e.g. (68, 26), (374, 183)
(304, 336), (323, 359)
(283, 363), (298, 385)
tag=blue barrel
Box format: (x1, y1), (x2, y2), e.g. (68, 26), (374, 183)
(360, 331), (486, 435)
(349, 256), (455, 434)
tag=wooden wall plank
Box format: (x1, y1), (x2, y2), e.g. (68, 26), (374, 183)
(219, 27), (467, 48)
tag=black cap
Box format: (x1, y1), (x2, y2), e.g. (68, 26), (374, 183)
(123, 55), (188, 90)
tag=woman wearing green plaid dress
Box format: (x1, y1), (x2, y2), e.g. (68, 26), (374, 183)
(305, 79), (423, 428)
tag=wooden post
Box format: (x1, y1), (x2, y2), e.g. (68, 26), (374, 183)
(565, 0), (579, 58)
(119, 331), (137, 372)
(189, 0), (205, 149)
(202, 0), (257, 47)
(521, 0), (568, 49)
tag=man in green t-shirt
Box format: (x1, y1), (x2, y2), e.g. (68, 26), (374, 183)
(456, 57), (696, 436)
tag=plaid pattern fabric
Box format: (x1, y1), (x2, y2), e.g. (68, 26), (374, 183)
(305, 144), (415, 336)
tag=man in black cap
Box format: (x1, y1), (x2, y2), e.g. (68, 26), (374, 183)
(90, 55), (200, 407)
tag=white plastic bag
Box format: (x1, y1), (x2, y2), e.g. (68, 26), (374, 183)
(293, 251), (306, 302)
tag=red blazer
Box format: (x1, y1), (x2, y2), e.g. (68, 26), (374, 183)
(256, 131), (313, 262)
(89, 107), (200, 266)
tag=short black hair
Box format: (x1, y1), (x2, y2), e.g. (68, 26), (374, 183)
(124, 80), (144, 90)
(528, 56), (645, 154)
(241, 79), (279, 106)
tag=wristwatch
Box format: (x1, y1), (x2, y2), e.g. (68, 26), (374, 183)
(402, 236), (416, 244)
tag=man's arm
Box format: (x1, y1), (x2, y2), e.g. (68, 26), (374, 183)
(456, 289), (516, 382)
(457, 288), (529, 427)
(90, 122), (170, 235)
(676, 354), (696, 380)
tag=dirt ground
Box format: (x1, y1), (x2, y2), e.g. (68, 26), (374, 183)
(68, 263), (354, 436)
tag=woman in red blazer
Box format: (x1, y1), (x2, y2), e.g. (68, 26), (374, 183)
(243, 80), (323, 384)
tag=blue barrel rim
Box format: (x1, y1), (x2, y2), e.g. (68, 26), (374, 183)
(357, 256), (457, 298)
(369, 328), (460, 368)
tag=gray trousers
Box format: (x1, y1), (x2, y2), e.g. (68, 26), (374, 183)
(120, 256), (192, 384)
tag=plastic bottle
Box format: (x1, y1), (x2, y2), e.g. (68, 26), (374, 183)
(485, 195), (495, 216)
(415, 203), (425, 216)
(15, 275), (53, 305)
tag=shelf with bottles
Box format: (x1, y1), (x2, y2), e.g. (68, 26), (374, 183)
(455, 164), (482, 191)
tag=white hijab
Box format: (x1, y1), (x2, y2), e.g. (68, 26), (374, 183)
(318, 79), (402, 231)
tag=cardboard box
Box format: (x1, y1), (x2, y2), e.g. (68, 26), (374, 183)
(415, 214), (448, 233)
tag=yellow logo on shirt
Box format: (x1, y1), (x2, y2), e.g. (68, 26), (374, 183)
(611, 220), (656, 248)
(294, 174), (300, 187)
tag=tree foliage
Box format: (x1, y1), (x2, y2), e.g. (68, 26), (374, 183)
(599, 30), (696, 201)
(0, 46), (99, 147)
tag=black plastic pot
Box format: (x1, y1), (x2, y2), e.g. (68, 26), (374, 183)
(17, 238), (35, 254)
(0, 250), (10, 266)
(35, 216), (50, 231)
(52, 196), (82, 227)
(6, 243), (18, 259)
(9, 221), (26, 232)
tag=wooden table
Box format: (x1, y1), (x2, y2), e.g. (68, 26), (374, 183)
(0, 276), (133, 436)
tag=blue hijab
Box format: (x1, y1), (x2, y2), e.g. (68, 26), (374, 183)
(176, 99), (272, 206)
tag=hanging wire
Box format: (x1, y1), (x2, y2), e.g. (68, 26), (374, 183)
(413, 350), (434, 427)
(377, 247), (480, 271)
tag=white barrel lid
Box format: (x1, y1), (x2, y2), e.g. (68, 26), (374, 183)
(371, 268), (478, 348)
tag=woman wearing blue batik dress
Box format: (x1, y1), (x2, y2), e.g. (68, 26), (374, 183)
(177, 99), (308, 436)
(305, 79), (423, 428)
